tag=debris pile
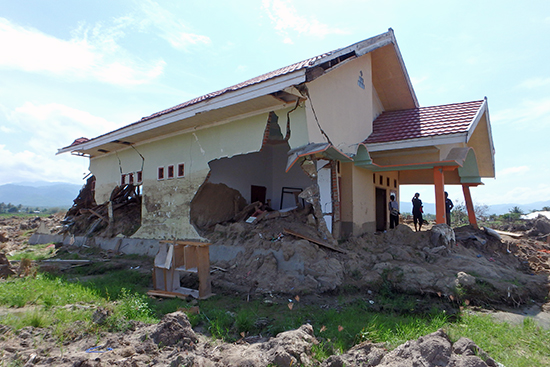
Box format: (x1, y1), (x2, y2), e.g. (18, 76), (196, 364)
(0, 253), (15, 278)
(62, 179), (142, 238)
(490, 215), (550, 274)
(204, 219), (549, 307)
(190, 182), (326, 237)
(0, 214), (63, 254)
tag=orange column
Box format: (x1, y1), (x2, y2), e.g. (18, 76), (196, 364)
(462, 184), (478, 229)
(433, 167), (446, 224)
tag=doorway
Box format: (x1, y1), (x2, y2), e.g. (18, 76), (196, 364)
(375, 187), (387, 231)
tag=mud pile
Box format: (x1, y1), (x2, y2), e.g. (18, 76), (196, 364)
(204, 217), (549, 307)
(0, 311), (500, 367)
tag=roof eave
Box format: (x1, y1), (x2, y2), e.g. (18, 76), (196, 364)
(57, 69), (307, 155)
(366, 133), (468, 152)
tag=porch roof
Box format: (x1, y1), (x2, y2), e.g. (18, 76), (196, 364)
(364, 100), (485, 145)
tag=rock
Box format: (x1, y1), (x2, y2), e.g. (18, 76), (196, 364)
(151, 311), (198, 349)
(456, 272), (476, 287)
(92, 307), (112, 325)
(430, 224), (456, 249)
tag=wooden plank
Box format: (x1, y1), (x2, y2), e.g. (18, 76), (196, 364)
(184, 245), (198, 270)
(147, 289), (191, 300)
(283, 228), (346, 253)
(197, 246), (212, 298)
(88, 208), (109, 224)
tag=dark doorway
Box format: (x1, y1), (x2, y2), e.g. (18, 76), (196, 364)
(251, 185), (267, 204)
(376, 187), (387, 231)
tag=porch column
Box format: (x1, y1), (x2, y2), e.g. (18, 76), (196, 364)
(462, 184), (479, 229)
(433, 167), (446, 224)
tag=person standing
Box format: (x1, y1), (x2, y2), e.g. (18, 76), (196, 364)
(388, 194), (400, 229)
(412, 192), (423, 232)
(445, 192), (454, 226)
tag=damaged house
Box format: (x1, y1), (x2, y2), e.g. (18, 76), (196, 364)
(57, 29), (495, 246)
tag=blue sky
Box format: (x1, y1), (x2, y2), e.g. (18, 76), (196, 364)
(0, 0), (549, 207)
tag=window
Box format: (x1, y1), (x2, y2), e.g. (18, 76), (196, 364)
(158, 166), (165, 180)
(128, 173), (134, 185)
(167, 165), (175, 179)
(177, 163), (185, 178)
(121, 174), (127, 185)
(394, 179), (397, 188)
(386, 177), (390, 187)
(136, 171), (143, 184)
(373, 173), (376, 184)
(379, 175), (383, 185)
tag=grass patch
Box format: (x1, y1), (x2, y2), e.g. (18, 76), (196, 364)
(0, 267), (548, 365)
(7, 243), (57, 261)
(447, 313), (550, 367)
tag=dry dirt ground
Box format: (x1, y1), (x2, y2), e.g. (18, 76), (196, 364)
(1, 213), (550, 366)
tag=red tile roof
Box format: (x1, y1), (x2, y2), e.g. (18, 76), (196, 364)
(139, 54), (330, 123)
(364, 100), (484, 144)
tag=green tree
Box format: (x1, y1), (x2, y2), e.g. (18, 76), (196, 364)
(450, 200), (488, 226)
(510, 206), (523, 214)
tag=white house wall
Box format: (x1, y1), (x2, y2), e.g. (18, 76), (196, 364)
(90, 112), (275, 240)
(304, 54), (374, 155)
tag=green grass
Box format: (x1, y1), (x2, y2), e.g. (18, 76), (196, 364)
(0, 268), (549, 365)
(447, 313), (550, 367)
(7, 243), (57, 261)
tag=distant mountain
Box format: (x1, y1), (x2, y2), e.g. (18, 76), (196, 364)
(0, 182), (82, 208)
(400, 200), (550, 215)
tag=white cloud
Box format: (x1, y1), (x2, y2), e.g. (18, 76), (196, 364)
(497, 166), (529, 176)
(262, 0), (348, 43)
(0, 17), (165, 86)
(0, 102), (123, 185)
(0, 144), (90, 185)
(491, 98), (550, 127)
(235, 65), (249, 74)
(6, 102), (121, 154)
(519, 77), (550, 89)
(137, 0), (211, 51)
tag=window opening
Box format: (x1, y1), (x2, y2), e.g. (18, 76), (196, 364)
(167, 165), (175, 179)
(158, 167), (165, 180)
(177, 163), (185, 178)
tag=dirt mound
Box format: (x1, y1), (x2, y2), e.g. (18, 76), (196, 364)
(150, 311), (198, 349)
(323, 329), (497, 367)
(0, 312), (499, 366)
(204, 220), (549, 308)
(190, 182), (248, 230)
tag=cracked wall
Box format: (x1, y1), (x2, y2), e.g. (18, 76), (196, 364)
(89, 107), (308, 240)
